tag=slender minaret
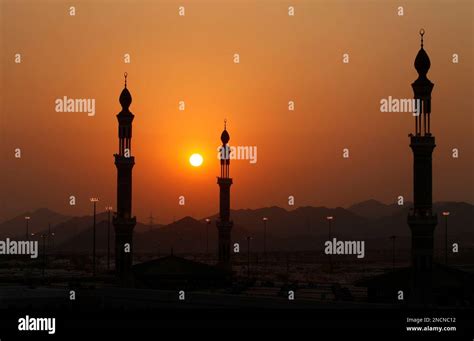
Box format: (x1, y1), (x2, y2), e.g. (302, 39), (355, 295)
(113, 73), (136, 281)
(216, 120), (233, 271)
(407, 30), (437, 282)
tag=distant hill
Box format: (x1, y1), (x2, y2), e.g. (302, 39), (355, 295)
(13, 201), (474, 253)
(205, 205), (370, 238)
(135, 216), (250, 254)
(347, 199), (404, 220)
(0, 208), (70, 238)
(55, 220), (150, 253)
(17, 210), (161, 248)
(57, 216), (248, 254)
(349, 200), (473, 238)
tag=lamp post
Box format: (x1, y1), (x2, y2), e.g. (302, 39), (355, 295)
(262, 217), (268, 260)
(326, 216), (333, 272)
(41, 233), (47, 277)
(442, 211), (450, 265)
(90, 197), (99, 276)
(205, 218), (211, 255)
(389, 235), (396, 271)
(106, 206), (113, 271)
(148, 213), (154, 233)
(50, 232), (55, 252)
(47, 223), (51, 250)
(25, 216), (30, 241)
(247, 236), (252, 279)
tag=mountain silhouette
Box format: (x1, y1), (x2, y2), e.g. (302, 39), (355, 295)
(55, 219), (149, 253)
(0, 208), (70, 238)
(12, 201), (473, 253)
(347, 199), (406, 220)
(206, 205), (369, 238)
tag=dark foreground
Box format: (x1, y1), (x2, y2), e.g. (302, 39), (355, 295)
(0, 287), (472, 339)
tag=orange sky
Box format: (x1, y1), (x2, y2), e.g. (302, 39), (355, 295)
(1, 0), (473, 224)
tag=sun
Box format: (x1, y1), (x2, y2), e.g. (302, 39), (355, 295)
(189, 153), (203, 167)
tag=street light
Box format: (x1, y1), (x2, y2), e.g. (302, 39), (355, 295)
(50, 232), (55, 251)
(326, 216), (333, 272)
(205, 218), (211, 255)
(442, 211), (450, 265)
(262, 217), (268, 259)
(90, 197), (99, 276)
(247, 236), (252, 279)
(25, 216), (30, 241)
(389, 235), (397, 271)
(106, 206), (113, 271)
(41, 233), (47, 277)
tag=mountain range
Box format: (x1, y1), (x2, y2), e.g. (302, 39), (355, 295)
(1, 200), (472, 253)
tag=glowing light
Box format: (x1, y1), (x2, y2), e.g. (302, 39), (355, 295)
(189, 153), (203, 167)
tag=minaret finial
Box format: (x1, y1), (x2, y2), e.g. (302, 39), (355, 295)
(419, 28), (425, 48)
(224, 118), (227, 130)
(124, 72), (128, 88)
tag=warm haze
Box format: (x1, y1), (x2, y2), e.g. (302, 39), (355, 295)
(1, 0), (473, 224)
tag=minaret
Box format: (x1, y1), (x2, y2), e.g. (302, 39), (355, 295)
(407, 30), (437, 276)
(113, 72), (136, 281)
(216, 120), (233, 271)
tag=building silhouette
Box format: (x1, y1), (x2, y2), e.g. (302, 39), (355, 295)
(357, 31), (474, 305)
(113, 73), (136, 281)
(216, 120), (233, 271)
(407, 29), (437, 301)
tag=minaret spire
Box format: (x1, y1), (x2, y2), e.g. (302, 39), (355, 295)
(413, 28), (433, 136)
(113, 72), (136, 284)
(216, 119), (233, 271)
(408, 30), (437, 302)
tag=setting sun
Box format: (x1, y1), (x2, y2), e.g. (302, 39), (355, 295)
(189, 153), (204, 167)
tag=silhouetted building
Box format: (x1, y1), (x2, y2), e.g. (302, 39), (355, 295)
(216, 121), (233, 271)
(132, 255), (229, 289)
(113, 73), (136, 282)
(357, 30), (474, 306)
(407, 29), (437, 301)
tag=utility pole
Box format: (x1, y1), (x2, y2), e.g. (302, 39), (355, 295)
(326, 216), (333, 272)
(442, 211), (450, 265)
(106, 206), (113, 271)
(205, 218), (211, 255)
(389, 235), (396, 271)
(25, 216), (30, 241)
(149, 213), (154, 233)
(90, 197), (99, 276)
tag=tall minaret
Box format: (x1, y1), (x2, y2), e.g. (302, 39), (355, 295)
(113, 72), (136, 281)
(216, 120), (233, 271)
(407, 30), (437, 277)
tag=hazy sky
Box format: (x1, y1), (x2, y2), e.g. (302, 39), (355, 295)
(1, 0), (473, 224)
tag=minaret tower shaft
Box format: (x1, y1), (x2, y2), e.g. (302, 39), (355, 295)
(408, 30), (437, 274)
(216, 120), (233, 271)
(113, 73), (136, 281)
